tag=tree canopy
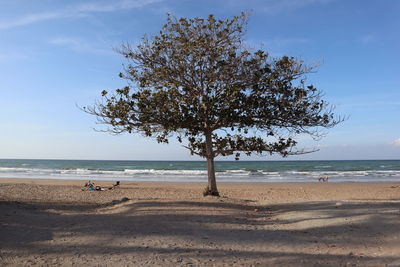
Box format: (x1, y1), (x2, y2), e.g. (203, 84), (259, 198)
(85, 13), (341, 196)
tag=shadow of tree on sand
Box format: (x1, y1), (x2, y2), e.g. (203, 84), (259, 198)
(1, 199), (399, 266)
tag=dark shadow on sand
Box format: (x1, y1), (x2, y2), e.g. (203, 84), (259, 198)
(1, 199), (399, 266)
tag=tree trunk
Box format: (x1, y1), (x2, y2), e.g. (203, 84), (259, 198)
(204, 130), (219, 196)
(206, 156), (219, 196)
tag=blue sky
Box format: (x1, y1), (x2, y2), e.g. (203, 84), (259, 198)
(0, 0), (399, 160)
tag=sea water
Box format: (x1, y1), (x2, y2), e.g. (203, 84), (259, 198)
(0, 159), (399, 182)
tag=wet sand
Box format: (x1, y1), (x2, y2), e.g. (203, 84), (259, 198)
(1, 178), (400, 266)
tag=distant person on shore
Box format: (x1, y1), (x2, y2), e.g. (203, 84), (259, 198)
(317, 176), (329, 182)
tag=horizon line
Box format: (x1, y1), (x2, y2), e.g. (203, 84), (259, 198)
(0, 158), (399, 162)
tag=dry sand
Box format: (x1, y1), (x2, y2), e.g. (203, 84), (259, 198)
(1, 178), (400, 266)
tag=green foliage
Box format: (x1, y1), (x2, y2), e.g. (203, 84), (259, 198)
(86, 12), (340, 161)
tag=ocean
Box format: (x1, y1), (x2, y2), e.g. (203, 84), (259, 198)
(0, 159), (399, 183)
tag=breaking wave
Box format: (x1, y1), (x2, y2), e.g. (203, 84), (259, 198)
(0, 165), (399, 182)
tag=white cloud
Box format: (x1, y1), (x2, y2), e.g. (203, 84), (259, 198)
(0, 0), (162, 30)
(392, 138), (400, 147)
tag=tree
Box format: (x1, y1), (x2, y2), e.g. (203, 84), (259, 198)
(85, 13), (341, 196)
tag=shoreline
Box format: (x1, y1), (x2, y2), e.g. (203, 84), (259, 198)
(2, 177), (400, 184)
(1, 176), (400, 184)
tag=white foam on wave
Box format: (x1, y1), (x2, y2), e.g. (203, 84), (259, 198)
(124, 169), (207, 176)
(0, 166), (399, 182)
(0, 167), (56, 174)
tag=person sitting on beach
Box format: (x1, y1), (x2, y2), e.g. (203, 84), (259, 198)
(82, 181), (96, 191)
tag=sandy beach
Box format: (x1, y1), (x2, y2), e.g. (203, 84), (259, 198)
(1, 179), (400, 266)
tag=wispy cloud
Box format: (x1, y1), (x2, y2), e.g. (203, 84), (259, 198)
(267, 37), (312, 48)
(245, 37), (312, 49)
(244, 37), (313, 57)
(225, 0), (335, 14)
(339, 101), (400, 108)
(76, 0), (162, 12)
(0, 12), (64, 30)
(0, 0), (162, 30)
(392, 138), (400, 147)
(360, 34), (377, 44)
(0, 51), (29, 62)
(48, 37), (114, 54)
(261, 0), (335, 14)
